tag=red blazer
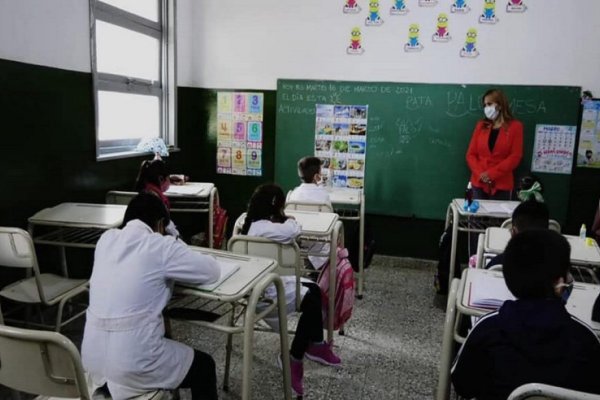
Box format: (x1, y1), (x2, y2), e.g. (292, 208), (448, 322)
(466, 119), (523, 194)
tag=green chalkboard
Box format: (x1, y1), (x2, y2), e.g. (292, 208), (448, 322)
(275, 79), (581, 222)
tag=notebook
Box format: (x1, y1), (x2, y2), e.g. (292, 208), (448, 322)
(467, 273), (515, 310)
(181, 259), (240, 292)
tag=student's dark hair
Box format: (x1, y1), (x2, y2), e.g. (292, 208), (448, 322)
(297, 156), (322, 183)
(482, 88), (514, 125)
(512, 200), (549, 232)
(503, 230), (570, 299)
(134, 159), (169, 192)
(122, 193), (171, 230)
(241, 184), (287, 235)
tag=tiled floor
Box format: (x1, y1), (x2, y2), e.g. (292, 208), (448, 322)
(1, 256), (447, 400)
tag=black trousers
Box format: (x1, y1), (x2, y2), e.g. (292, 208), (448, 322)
(179, 349), (218, 400)
(290, 282), (324, 359)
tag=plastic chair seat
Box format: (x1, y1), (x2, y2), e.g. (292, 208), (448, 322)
(1, 274), (87, 304)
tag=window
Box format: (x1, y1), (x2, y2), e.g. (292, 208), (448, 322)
(90, 0), (176, 160)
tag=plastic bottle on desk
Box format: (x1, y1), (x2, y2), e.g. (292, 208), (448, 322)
(465, 182), (473, 207)
(580, 224), (587, 239)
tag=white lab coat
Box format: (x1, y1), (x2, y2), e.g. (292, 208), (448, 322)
(247, 219), (310, 329)
(288, 184), (331, 269)
(82, 220), (221, 400)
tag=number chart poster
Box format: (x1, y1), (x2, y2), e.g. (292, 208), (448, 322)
(216, 92), (264, 176)
(576, 100), (600, 168)
(314, 104), (368, 189)
(531, 124), (576, 175)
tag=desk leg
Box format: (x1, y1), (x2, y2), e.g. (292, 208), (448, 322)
(223, 303), (235, 392)
(448, 204), (459, 292)
(243, 273), (291, 400)
(436, 278), (459, 400)
(357, 193), (365, 299)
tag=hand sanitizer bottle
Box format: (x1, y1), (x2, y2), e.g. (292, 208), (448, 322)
(580, 224), (587, 239)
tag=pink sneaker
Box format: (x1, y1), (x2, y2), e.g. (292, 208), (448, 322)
(279, 354), (304, 396)
(305, 341), (342, 366)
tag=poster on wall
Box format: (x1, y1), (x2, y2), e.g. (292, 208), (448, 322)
(314, 104), (368, 189)
(531, 124), (576, 174)
(576, 99), (600, 168)
(216, 92), (263, 176)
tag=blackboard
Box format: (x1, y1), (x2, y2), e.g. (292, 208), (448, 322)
(275, 79), (581, 222)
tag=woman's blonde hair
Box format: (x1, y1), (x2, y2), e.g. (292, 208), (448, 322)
(482, 88), (514, 124)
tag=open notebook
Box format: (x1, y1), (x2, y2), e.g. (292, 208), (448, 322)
(468, 273), (515, 310)
(180, 259), (240, 292)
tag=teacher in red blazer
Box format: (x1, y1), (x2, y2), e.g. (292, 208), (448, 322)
(466, 88), (523, 200)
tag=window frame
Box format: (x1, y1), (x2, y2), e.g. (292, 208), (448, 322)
(89, 0), (177, 161)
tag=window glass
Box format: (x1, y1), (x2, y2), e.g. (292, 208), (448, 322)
(98, 91), (159, 141)
(96, 20), (159, 81)
(101, 0), (159, 22)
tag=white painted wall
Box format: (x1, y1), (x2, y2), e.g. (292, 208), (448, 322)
(0, 0), (195, 86)
(190, 0), (600, 94)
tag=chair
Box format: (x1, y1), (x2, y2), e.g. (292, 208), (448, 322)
(507, 383), (600, 400)
(0, 227), (89, 332)
(0, 324), (169, 400)
(284, 200), (334, 213)
(500, 218), (562, 233)
(106, 190), (137, 206)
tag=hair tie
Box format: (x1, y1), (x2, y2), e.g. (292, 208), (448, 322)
(518, 181), (544, 202)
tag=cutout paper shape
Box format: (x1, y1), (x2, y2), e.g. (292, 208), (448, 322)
(390, 0), (409, 15)
(343, 0), (362, 14)
(404, 23), (424, 52)
(506, 0), (527, 12)
(365, 1), (384, 25)
(432, 13), (451, 42)
(460, 27), (479, 57)
(347, 26), (365, 54)
(419, 0), (438, 6)
(479, 0), (498, 23)
(451, 0), (471, 13)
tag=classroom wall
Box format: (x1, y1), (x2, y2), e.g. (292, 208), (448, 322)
(190, 0), (600, 95)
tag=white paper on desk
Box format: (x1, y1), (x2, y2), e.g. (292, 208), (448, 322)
(468, 275), (515, 310)
(165, 185), (204, 196)
(480, 203), (516, 214)
(183, 260), (240, 292)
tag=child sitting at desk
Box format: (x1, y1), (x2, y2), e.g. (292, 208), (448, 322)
(82, 193), (222, 400)
(452, 230), (600, 399)
(289, 156), (332, 269)
(134, 159), (180, 237)
(241, 183), (341, 397)
(486, 200), (549, 269)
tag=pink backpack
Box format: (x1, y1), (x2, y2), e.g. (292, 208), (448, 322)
(317, 247), (355, 331)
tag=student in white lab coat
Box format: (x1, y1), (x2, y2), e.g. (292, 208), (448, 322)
(82, 193), (221, 400)
(288, 156), (331, 269)
(241, 184), (341, 397)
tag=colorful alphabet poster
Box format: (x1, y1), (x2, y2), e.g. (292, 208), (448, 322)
(216, 92), (263, 176)
(314, 104), (368, 189)
(531, 124), (576, 174)
(576, 100), (600, 168)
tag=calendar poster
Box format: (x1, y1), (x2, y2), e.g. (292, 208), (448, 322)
(314, 104), (368, 189)
(531, 124), (576, 174)
(216, 92), (263, 176)
(576, 100), (600, 168)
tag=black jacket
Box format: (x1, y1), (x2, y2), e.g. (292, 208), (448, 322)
(451, 298), (600, 400)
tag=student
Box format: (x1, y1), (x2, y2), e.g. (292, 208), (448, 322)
(517, 173), (544, 202)
(241, 183), (341, 397)
(134, 159), (180, 237)
(289, 156), (331, 269)
(288, 156), (332, 205)
(452, 230), (600, 399)
(466, 88), (523, 200)
(486, 200), (549, 269)
(82, 193), (222, 400)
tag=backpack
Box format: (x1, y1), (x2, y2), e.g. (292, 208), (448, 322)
(212, 204), (228, 249)
(434, 224), (461, 295)
(347, 221), (376, 273)
(317, 247), (355, 331)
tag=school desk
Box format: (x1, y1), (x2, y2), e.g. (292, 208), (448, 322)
(27, 203), (127, 276)
(436, 268), (600, 400)
(107, 182), (219, 247)
(479, 227), (600, 282)
(174, 248), (291, 400)
(444, 198), (520, 289)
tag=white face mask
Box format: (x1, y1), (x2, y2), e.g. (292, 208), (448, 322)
(484, 105), (499, 120)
